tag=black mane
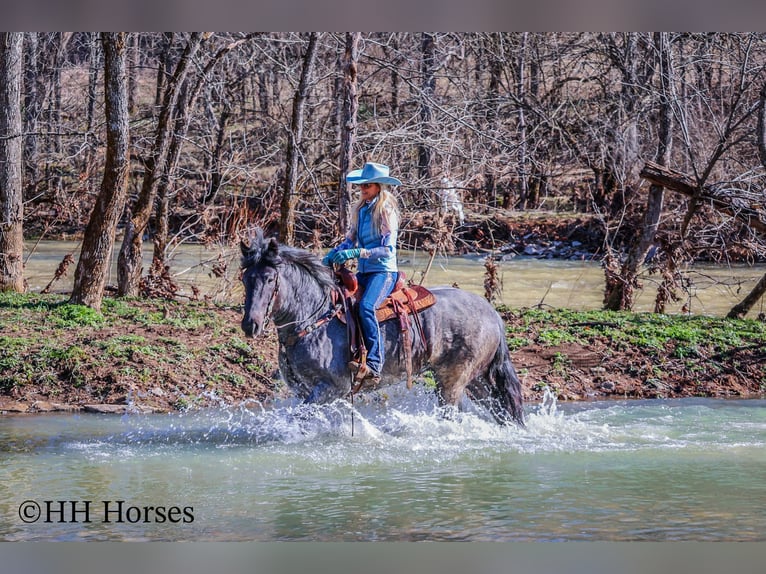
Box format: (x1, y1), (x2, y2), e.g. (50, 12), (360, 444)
(241, 230), (336, 295)
(276, 245), (337, 295)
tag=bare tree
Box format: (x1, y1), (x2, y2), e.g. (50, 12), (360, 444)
(417, 32), (436, 181)
(727, 82), (766, 318)
(144, 34), (261, 279)
(117, 33), (205, 296)
(83, 32), (101, 179)
(69, 33), (130, 310)
(337, 32), (360, 236)
(516, 32), (530, 209)
(604, 33), (674, 311)
(9, 32), (766, 302)
(22, 33), (39, 197)
(279, 32), (319, 245)
(0, 33), (24, 293)
(201, 80), (231, 205)
(127, 32), (139, 115)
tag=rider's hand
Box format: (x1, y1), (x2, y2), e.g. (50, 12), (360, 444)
(321, 250), (335, 266)
(331, 248), (362, 264)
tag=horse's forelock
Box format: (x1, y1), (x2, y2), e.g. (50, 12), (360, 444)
(240, 243), (263, 269)
(240, 231), (278, 269)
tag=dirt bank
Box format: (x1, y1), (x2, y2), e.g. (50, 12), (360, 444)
(1, 295), (763, 415)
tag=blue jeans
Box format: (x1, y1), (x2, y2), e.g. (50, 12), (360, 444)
(356, 271), (396, 374)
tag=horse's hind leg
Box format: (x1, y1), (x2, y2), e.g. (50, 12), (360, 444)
(430, 365), (475, 417)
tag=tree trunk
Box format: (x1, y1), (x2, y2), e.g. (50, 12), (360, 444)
(22, 33), (39, 198)
(151, 81), (191, 266)
(127, 32), (139, 115)
(516, 32), (530, 210)
(69, 33), (130, 310)
(257, 69), (270, 115)
(388, 35), (400, 117)
(726, 80), (766, 319)
(117, 33), (203, 296)
(727, 274), (766, 320)
(50, 33), (64, 156)
(483, 34), (501, 208)
(337, 32), (360, 237)
(154, 33), (173, 109)
(84, 32), (101, 178)
(149, 33), (256, 275)
(39, 33), (72, 203)
(279, 32), (318, 245)
(604, 32), (673, 311)
(0, 33), (25, 292)
(202, 97), (231, 205)
(417, 33), (436, 181)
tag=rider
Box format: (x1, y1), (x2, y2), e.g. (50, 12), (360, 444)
(323, 162), (402, 384)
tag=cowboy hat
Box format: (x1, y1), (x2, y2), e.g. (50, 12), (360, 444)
(346, 162), (402, 186)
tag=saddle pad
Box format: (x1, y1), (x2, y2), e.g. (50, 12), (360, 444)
(376, 285), (436, 323)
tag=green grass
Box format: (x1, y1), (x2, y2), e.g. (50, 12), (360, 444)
(96, 334), (159, 360)
(502, 306), (764, 354)
(1, 292), (763, 403)
(49, 304), (105, 328)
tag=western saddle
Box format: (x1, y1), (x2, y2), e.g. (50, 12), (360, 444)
(334, 267), (436, 392)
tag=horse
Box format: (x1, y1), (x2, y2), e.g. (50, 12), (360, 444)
(239, 230), (525, 426)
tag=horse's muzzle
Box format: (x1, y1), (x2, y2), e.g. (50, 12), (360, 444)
(241, 318), (261, 338)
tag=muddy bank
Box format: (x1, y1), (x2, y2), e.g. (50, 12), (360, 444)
(1, 295), (763, 415)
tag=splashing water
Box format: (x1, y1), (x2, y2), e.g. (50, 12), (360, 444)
(2, 388), (765, 541)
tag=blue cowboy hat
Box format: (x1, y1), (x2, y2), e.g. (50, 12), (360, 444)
(346, 162), (402, 186)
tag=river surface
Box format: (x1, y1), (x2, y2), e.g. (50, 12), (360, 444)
(22, 240), (766, 317)
(1, 392), (765, 541)
(10, 242), (766, 542)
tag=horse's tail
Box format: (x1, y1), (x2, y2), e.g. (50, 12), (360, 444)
(487, 340), (525, 427)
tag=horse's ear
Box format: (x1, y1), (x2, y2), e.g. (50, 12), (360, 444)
(240, 239), (250, 257)
(266, 237), (282, 264)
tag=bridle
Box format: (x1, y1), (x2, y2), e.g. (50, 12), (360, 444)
(251, 263), (341, 341)
(261, 267), (280, 330)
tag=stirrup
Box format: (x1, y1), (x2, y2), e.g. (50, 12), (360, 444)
(351, 371), (382, 395)
(350, 361), (380, 384)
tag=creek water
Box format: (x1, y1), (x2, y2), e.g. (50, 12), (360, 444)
(1, 391), (765, 541)
(22, 240), (766, 317)
(8, 241), (766, 542)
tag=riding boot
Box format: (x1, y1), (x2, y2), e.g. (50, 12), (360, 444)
(351, 365), (380, 394)
(349, 361), (381, 386)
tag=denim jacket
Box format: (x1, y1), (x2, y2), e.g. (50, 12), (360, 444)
(337, 197), (398, 273)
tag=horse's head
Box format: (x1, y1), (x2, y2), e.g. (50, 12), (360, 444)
(240, 229), (282, 338)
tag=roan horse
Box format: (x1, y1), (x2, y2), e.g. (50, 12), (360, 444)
(240, 230), (525, 426)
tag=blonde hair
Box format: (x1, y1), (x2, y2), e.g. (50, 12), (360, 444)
(348, 184), (400, 238)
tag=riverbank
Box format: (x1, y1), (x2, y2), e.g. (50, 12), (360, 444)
(1, 293), (764, 415)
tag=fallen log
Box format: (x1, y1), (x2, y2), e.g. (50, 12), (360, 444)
(640, 161), (766, 319)
(640, 161), (766, 236)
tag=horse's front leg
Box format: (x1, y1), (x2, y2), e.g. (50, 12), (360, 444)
(306, 380), (337, 403)
(304, 374), (352, 404)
